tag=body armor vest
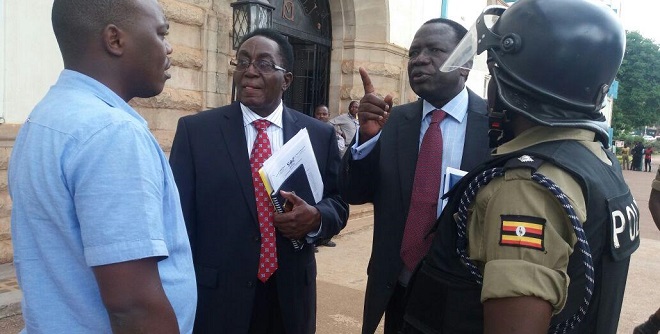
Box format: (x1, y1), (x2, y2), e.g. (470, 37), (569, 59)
(404, 140), (639, 334)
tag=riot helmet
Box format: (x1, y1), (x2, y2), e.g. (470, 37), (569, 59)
(442, 0), (625, 145)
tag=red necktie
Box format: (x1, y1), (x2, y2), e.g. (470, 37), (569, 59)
(250, 119), (278, 282)
(400, 109), (447, 272)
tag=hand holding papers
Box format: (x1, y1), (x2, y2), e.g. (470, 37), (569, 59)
(267, 165), (315, 213)
(259, 128), (323, 206)
(259, 128), (324, 250)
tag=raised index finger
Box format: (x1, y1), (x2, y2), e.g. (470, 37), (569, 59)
(359, 67), (375, 95)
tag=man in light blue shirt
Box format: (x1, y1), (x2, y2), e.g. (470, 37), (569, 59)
(8, 0), (196, 332)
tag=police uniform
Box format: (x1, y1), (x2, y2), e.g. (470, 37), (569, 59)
(403, 0), (637, 332)
(403, 127), (640, 334)
(467, 127), (589, 312)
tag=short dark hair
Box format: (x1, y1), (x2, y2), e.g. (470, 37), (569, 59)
(239, 28), (294, 71)
(422, 18), (468, 46)
(315, 104), (328, 110)
(52, 0), (138, 64)
(422, 18), (472, 70)
(348, 101), (359, 110)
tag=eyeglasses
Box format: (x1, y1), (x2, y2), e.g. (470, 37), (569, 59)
(230, 58), (287, 73)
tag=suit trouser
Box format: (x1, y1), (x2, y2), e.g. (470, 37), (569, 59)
(249, 273), (286, 334)
(385, 282), (408, 334)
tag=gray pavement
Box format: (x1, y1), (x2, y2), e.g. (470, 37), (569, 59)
(0, 263), (20, 321)
(315, 162), (660, 334)
(1, 162), (659, 334)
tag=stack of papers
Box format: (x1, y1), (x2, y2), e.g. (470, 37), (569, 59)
(258, 128), (324, 251)
(259, 128), (324, 208)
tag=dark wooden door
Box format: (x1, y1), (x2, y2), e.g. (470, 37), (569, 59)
(273, 0), (331, 116)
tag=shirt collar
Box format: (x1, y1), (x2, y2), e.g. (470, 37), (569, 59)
(58, 69), (147, 126)
(422, 87), (468, 122)
(241, 101), (284, 129)
(494, 126), (597, 156)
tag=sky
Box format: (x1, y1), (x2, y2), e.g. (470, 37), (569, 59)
(620, 0), (660, 43)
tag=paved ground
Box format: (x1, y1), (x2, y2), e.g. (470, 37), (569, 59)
(314, 162), (660, 334)
(0, 162), (658, 333)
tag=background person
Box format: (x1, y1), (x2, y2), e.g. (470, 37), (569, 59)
(621, 144), (630, 170)
(313, 104), (330, 123)
(403, 1), (638, 333)
(645, 145), (653, 172)
(339, 17), (491, 334)
(313, 104), (341, 250)
(169, 28), (348, 334)
(8, 0), (196, 332)
(330, 100), (359, 157)
(315, 104), (345, 157)
(633, 141), (644, 171)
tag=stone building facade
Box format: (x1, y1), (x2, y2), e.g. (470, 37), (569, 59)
(0, 0), (499, 263)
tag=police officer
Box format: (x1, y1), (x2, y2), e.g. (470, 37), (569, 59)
(402, 0), (639, 333)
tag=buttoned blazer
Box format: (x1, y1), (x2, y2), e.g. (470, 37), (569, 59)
(339, 89), (491, 334)
(170, 101), (349, 334)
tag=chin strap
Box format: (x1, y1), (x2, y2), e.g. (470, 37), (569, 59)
(488, 110), (506, 148)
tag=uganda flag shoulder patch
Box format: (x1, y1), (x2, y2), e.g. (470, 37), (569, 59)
(499, 215), (546, 251)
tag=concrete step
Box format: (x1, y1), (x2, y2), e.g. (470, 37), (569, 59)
(0, 263), (20, 319)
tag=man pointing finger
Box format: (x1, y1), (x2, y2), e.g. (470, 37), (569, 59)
(339, 18), (491, 334)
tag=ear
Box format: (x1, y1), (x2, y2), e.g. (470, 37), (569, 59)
(282, 72), (293, 91)
(460, 59), (473, 79)
(103, 24), (124, 57)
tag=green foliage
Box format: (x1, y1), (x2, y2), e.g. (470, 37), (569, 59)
(611, 31), (660, 134)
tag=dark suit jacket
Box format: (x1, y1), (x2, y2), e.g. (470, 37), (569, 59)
(170, 102), (349, 334)
(339, 90), (490, 334)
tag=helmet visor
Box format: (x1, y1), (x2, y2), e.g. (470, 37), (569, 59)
(440, 6), (506, 73)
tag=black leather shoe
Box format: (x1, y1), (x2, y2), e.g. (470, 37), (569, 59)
(634, 315), (660, 334)
(322, 240), (337, 247)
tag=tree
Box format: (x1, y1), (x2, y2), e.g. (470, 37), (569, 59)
(611, 31), (660, 135)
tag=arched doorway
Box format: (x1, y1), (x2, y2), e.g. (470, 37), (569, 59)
(271, 0), (331, 116)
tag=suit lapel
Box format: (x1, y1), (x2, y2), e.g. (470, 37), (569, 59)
(460, 90), (490, 171)
(397, 100), (423, 213)
(282, 106), (302, 143)
(219, 102), (259, 224)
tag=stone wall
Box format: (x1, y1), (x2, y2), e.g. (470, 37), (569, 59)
(328, 0), (415, 118)
(0, 0), (231, 263)
(0, 137), (15, 264)
(132, 0), (234, 152)
(0, 0), (413, 263)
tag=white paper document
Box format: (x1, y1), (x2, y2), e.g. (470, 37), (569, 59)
(260, 128), (324, 204)
(442, 166), (468, 210)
